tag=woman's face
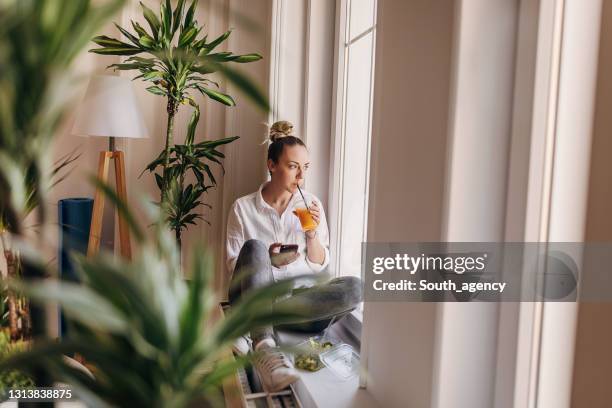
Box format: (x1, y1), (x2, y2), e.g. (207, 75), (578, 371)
(268, 145), (310, 193)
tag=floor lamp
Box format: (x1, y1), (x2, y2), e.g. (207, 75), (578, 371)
(71, 75), (148, 260)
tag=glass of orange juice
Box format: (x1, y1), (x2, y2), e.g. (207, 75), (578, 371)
(293, 201), (318, 232)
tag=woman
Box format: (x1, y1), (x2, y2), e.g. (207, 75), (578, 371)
(226, 121), (362, 392)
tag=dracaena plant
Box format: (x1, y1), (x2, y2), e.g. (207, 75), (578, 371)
(90, 0), (268, 242)
(2, 187), (309, 407)
(142, 106), (238, 246)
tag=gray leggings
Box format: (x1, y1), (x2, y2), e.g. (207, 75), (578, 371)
(228, 239), (362, 344)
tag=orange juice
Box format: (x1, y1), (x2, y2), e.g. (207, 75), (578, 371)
(293, 207), (318, 231)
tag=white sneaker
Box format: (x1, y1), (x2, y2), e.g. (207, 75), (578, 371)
(254, 339), (300, 392)
(232, 335), (252, 356)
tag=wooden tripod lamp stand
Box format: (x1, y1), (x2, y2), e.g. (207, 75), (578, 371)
(71, 75), (148, 260)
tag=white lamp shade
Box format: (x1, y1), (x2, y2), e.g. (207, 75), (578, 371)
(71, 75), (149, 139)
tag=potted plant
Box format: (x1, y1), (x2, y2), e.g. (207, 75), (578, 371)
(90, 0), (268, 245)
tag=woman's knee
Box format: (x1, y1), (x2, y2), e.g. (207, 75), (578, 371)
(329, 276), (363, 303)
(234, 239), (272, 287)
(346, 276), (363, 302)
(237, 239), (268, 263)
(242, 239), (267, 254)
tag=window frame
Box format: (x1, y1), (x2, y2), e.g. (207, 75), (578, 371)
(328, 0), (378, 284)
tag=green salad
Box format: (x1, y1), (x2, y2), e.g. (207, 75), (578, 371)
(294, 338), (334, 372)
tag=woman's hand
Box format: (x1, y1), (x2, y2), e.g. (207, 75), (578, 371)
(305, 201), (321, 240)
(269, 243), (299, 267)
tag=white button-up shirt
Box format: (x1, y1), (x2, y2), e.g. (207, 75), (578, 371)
(226, 182), (330, 285)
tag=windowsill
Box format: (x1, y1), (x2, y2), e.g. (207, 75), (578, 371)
(276, 313), (377, 408)
(290, 362), (377, 408)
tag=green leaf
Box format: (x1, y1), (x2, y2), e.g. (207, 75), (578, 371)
(200, 355), (251, 388)
(146, 85), (167, 96)
(202, 164), (216, 185)
(209, 150), (224, 158)
(155, 173), (163, 190)
(208, 51), (232, 59)
(89, 47), (142, 56)
(142, 152), (166, 175)
(193, 35), (209, 52)
(200, 151), (222, 166)
(193, 169), (204, 185)
(232, 53), (263, 63)
(178, 27), (199, 48)
(197, 86), (235, 106)
(183, 184), (193, 202)
(178, 245), (211, 354)
(204, 30), (231, 52)
(140, 1), (161, 40)
(143, 71), (164, 80)
(0, 339), (85, 374)
(114, 23), (141, 47)
(182, 213), (201, 225)
(161, 0), (173, 41)
(172, 0), (187, 35)
(212, 277), (306, 343)
(206, 52), (262, 63)
(194, 136), (239, 149)
(91, 35), (124, 47)
(108, 62), (147, 71)
(139, 36), (156, 49)
(126, 56), (157, 66)
(11, 279), (128, 333)
(184, 0), (198, 29)
(185, 107), (200, 145)
(131, 21), (151, 39)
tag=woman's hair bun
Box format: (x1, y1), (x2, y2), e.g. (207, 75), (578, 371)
(269, 120), (295, 142)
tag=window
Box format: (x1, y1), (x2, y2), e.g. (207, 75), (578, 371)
(329, 0), (377, 283)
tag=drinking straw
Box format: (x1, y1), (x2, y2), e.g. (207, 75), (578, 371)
(297, 185), (310, 211)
